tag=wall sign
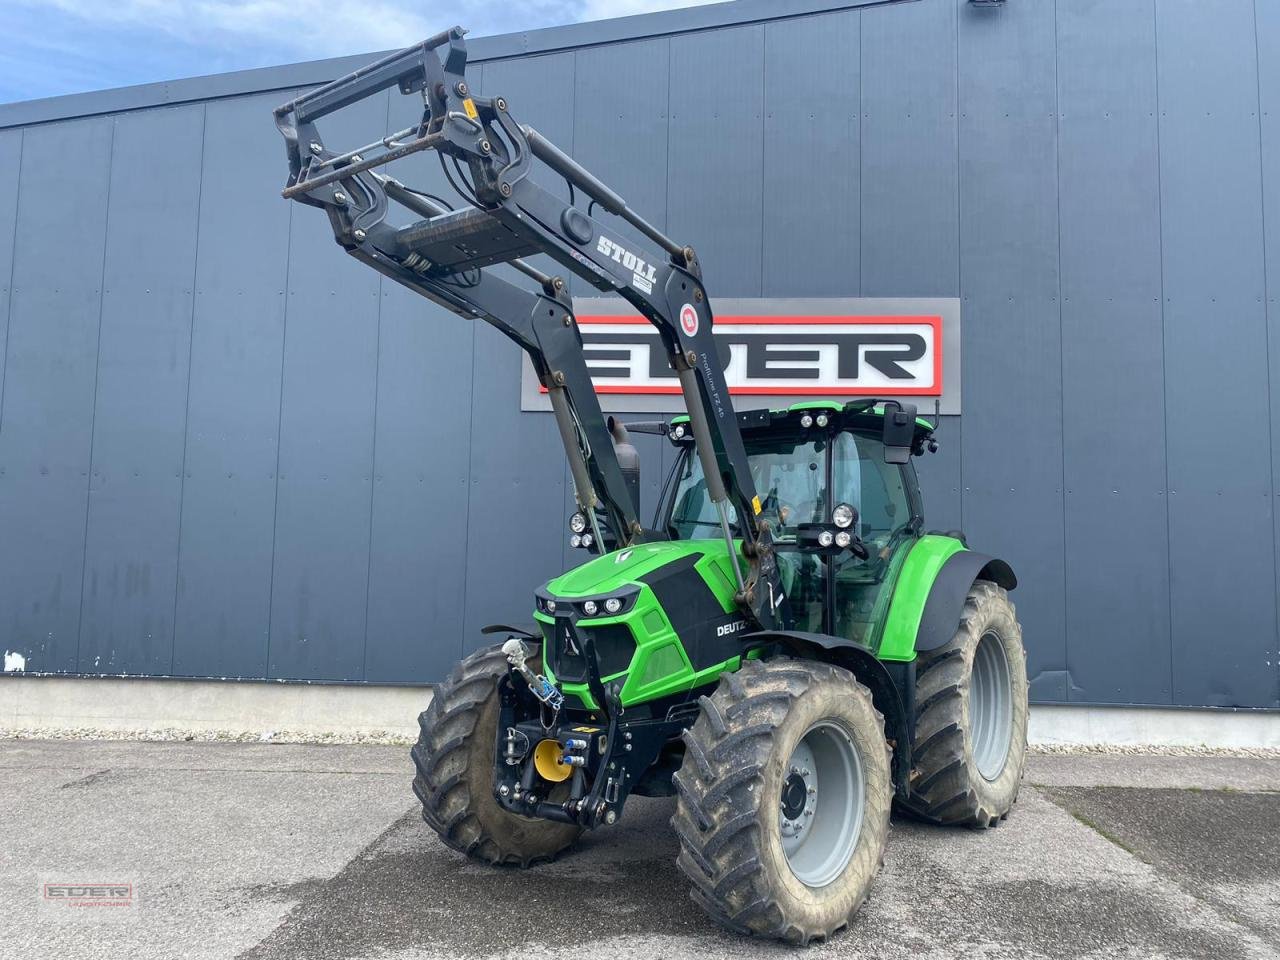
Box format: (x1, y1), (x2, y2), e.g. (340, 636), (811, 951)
(520, 297), (961, 415)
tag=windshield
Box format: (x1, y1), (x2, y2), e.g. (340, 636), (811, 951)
(668, 436), (829, 543)
(665, 430), (912, 548)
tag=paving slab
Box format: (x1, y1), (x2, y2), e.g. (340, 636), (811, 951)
(1, 741), (412, 960)
(4, 739), (1278, 960)
(1042, 785), (1280, 950)
(1027, 753), (1280, 792)
(0, 738), (409, 774)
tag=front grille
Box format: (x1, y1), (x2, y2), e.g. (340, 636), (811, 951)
(589, 624), (636, 678)
(541, 617), (635, 682)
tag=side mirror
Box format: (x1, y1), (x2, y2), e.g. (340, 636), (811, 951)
(882, 401), (916, 464)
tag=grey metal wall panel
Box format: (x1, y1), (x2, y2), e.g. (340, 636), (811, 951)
(171, 93), (292, 679)
(564, 42), (672, 568)
(1057, 0), (1171, 704)
(362, 85), (478, 683)
(1055, 0), (1164, 299)
(363, 291), (475, 682)
(77, 105), (204, 675)
(957, 0), (1066, 701)
(858, 0), (963, 533)
(571, 39), (671, 299)
(859, 0), (958, 297)
(1156, 0), (1275, 707)
(667, 25), (766, 296)
(916, 415), (961, 532)
(461, 329), (565, 651)
(481, 56), (578, 293)
(762, 10), (860, 297)
(0, 0), (906, 132)
(1258, 0), (1280, 708)
(268, 92), (389, 681)
(0, 130), (20, 436)
(0, 117), (113, 673)
(462, 58), (572, 651)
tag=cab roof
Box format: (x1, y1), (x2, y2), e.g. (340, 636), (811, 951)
(668, 400), (936, 434)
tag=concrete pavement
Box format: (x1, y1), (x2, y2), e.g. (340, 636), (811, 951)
(3, 740), (1278, 959)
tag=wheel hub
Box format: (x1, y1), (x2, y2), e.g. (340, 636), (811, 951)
(970, 630), (1014, 781)
(779, 722), (863, 888)
(780, 772), (808, 820)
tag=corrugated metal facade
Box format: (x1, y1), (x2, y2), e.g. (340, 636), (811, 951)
(0, 0), (1277, 708)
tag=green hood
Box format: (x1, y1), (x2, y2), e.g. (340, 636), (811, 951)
(546, 539), (742, 602)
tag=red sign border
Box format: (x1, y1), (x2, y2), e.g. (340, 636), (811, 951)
(569, 314), (944, 397)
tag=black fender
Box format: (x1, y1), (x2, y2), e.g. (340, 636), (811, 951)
(915, 552), (1017, 654)
(740, 631), (916, 800)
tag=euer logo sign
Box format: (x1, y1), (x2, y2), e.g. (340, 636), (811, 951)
(520, 298), (962, 415)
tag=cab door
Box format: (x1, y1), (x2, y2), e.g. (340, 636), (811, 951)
(829, 431), (919, 647)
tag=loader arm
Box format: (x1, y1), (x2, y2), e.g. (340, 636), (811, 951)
(274, 27), (785, 630)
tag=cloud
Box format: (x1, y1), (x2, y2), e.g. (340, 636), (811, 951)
(0, 0), (732, 103)
(16, 0), (449, 62)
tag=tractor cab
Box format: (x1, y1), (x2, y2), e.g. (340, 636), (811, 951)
(534, 399), (939, 714)
(661, 400), (935, 650)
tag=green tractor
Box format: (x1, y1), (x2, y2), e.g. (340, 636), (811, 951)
(275, 26), (1028, 944)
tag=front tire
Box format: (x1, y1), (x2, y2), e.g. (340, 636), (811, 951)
(904, 579), (1028, 827)
(672, 659), (892, 945)
(411, 644), (582, 866)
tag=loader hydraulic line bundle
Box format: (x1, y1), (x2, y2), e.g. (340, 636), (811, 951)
(275, 25), (1029, 944)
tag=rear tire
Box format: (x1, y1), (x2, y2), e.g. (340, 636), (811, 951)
(672, 659), (892, 945)
(411, 643), (582, 866)
(903, 579), (1028, 827)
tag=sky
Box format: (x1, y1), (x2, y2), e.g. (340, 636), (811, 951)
(0, 0), (726, 104)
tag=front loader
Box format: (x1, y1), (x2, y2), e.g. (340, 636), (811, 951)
(274, 26), (1029, 945)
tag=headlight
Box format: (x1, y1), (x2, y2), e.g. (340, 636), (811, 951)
(800, 414), (813, 428)
(604, 597), (623, 615)
(569, 533), (582, 548)
(833, 503), (855, 529)
(673, 423), (686, 439)
(582, 600), (598, 616)
(545, 599), (557, 614)
(835, 530), (851, 548)
(818, 529), (834, 547)
(816, 413), (829, 427)
(569, 512), (587, 534)
(581, 533), (594, 549)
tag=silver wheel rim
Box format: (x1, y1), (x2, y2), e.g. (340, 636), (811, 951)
(779, 721), (863, 888)
(971, 630), (1013, 780)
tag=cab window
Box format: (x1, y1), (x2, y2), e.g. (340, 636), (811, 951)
(832, 432), (912, 546)
(832, 431), (915, 645)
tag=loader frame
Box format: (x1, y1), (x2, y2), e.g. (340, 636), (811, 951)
(274, 27), (785, 631)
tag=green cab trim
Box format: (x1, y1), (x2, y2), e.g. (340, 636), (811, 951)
(787, 400), (844, 412)
(875, 534), (967, 661)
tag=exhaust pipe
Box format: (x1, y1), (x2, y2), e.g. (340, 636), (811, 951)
(607, 417), (641, 518)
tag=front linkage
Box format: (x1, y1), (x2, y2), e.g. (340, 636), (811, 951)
(493, 637), (687, 828)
